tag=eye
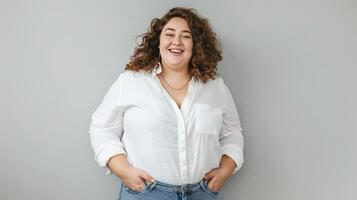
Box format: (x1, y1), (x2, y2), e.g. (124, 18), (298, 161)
(165, 33), (174, 37)
(183, 35), (192, 39)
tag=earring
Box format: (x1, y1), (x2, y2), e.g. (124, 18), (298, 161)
(157, 53), (161, 62)
(157, 53), (162, 65)
(156, 61), (162, 74)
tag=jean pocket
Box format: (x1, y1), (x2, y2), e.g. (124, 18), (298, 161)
(122, 184), (147, 194)
(200, 179), (220, 196)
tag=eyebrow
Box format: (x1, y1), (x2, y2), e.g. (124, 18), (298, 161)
(163, 28), (192, 34)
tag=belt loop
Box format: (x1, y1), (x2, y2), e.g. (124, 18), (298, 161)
(147, 180), (158, 191)
(199, 179), (206, 189)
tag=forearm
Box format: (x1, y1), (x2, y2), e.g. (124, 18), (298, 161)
(219, 154), (236, 173)
(107, 154), (131, 178)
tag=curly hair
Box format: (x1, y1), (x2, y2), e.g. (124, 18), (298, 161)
(125, 7), (222, 84)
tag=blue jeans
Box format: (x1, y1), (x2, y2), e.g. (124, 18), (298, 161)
(119, 178), (223, 200)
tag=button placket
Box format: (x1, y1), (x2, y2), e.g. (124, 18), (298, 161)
(176, 107), (188, 182)
(161, 89), (190, 182)
(153, 74), (194, 184)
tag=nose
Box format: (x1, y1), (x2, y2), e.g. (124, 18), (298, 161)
(172, 36), (182, 46)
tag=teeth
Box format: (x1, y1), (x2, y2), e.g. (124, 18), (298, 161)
(169, 49), (183, 53)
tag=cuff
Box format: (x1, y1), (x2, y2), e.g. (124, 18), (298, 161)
(105, 167), (113, 175)
(95, 144), (127, 175)
(220, 147), (244, 175)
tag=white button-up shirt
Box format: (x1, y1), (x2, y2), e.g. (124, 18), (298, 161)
(89, 65), (244, 185)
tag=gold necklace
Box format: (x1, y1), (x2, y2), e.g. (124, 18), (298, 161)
(161, 73), (191, 90)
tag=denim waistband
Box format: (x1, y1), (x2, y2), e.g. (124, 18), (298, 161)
(145, 179), (206, 193)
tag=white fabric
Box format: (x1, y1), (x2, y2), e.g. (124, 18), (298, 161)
(89, 65), (244, 185)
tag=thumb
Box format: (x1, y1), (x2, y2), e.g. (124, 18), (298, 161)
(139, 171), (156, 183)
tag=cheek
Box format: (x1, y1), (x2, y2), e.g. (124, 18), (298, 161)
(185, 42), (193, 54)
(185, 40), (193, 51)
(159, 37), (170, 48)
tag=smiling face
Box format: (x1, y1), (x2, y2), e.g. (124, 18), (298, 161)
(159, 17), (193, 71)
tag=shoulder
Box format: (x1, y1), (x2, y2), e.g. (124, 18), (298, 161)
(201, 76), (226, 90)
(117, 69), (151, 82)
(204, 76), (233, 101)
(196, 76), (228, 102)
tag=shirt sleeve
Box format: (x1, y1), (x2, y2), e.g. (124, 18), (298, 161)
(219, 80), (244, 175)
(88, 73), (127, 175)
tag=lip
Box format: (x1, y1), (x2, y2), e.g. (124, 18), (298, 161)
(168, 48), (184, 53)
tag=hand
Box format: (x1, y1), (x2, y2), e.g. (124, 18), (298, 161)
(203, 166), (233, 192)
(107, 154), (156, 192)
(120, 166), (156, 192)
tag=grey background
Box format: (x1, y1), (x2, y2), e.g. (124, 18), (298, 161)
(0, 0), (356, 199)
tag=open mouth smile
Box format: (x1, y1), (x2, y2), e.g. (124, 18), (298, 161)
(168, 48), (184, 55)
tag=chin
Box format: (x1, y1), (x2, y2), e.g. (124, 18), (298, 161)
(168, 62), (187, 68)
(167, 59), (189, 66)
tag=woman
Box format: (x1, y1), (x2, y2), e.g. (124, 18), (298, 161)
(89, 7), (244, 200)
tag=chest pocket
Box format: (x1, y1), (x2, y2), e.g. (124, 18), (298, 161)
(194, 103), (223, 135)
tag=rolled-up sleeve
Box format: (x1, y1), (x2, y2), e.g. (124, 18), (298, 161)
(219, 81), (244, 175)
(89, 73), (127, 175)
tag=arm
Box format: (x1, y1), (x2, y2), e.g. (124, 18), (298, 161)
(107, 154), (131, 178)
(219, 80), (244, 175)
(219, 154), (237, 174)
(89, 73), (127, 175)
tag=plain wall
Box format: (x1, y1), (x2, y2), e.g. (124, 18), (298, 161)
(0, 0), (356, 199)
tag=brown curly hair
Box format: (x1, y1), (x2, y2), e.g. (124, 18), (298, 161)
(125, 7), (222, 84)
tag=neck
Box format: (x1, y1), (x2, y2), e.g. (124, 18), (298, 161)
(161, 63), (190, 80)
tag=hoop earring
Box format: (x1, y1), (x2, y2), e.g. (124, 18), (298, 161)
(157, 53), (161, 62)
(156, 54), (162, 67)
(155, 60), (162, 74)
(155, 53), (162, 72)
(156, 60), (161, 68)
